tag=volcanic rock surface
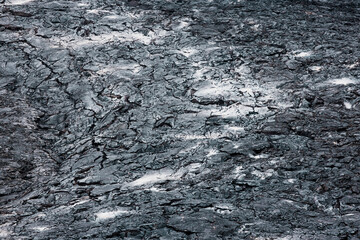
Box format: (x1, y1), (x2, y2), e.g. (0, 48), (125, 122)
(1, 0), (360, 239)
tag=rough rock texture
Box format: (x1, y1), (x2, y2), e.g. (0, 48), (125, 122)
(1, 0), (360, 239)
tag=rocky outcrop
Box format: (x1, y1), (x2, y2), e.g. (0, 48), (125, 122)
(1, 0), (359, 239)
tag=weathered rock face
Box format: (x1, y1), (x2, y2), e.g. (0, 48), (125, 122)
(1, 0), (360, 239)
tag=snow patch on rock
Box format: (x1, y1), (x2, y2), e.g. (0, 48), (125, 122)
(128, 169), (180, 187)
(32, 226), (51, 232)
(6, 0), (33, 5)
(295, 51), (313, 58)
(330, 77), (358, 85)
(344, 102), (352, 109)
(95, 209), (132, 221)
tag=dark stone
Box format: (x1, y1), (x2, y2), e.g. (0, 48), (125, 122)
(1, 0), (360, 239)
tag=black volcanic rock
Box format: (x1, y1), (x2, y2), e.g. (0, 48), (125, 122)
(1, 0), (360, 239)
